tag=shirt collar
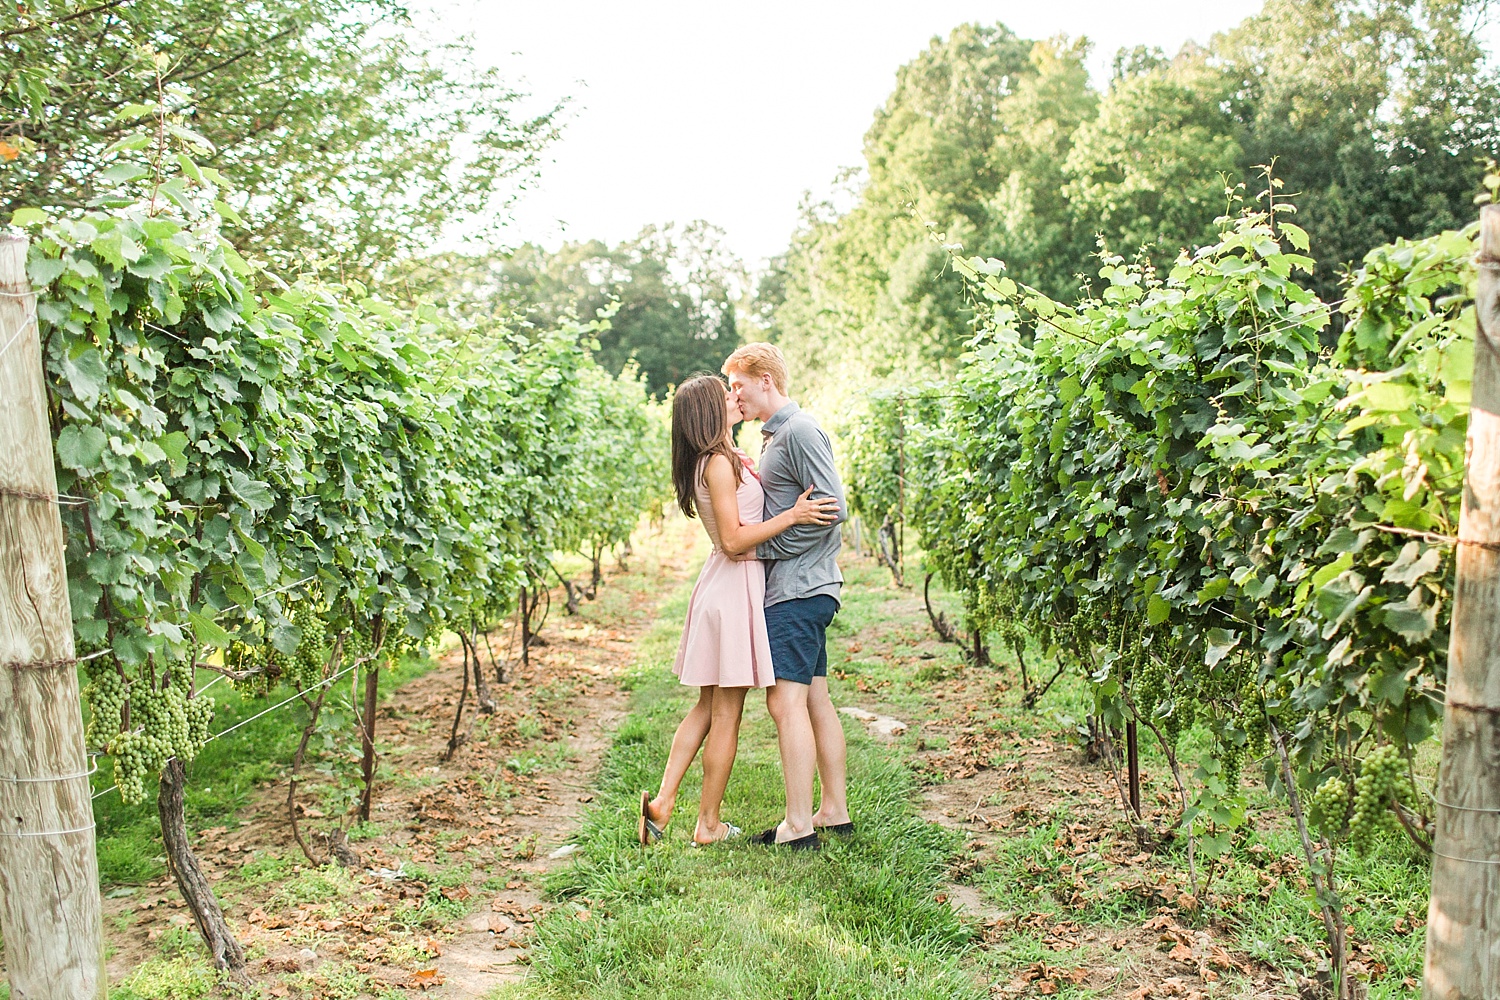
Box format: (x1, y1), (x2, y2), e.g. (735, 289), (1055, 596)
(760, 401), (800, 438)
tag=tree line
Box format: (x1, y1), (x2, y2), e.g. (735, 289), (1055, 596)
(10, 2), (1491, 406)
(762, 0), (1499, 410)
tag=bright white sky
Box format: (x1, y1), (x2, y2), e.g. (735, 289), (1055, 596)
(422, 1), (1494, 270)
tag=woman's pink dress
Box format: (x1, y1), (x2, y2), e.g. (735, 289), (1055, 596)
(672, 451), (776, 688)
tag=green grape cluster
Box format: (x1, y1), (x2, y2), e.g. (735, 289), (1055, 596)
(109, 730), (154, 803)
(1220, 739), (1246, 788)
(162, 684), (211, 763)
(1240, 683), (1269, 758)
(104, 675), (216, 804)
(288, 605), (330, 690)
(1349, 745), (1405, 856)
(1307, 775), (1352, 838)
(84, 669), (128, 749)
(109, 690), (174, 805)
(383, 609), (414, 658)
(345, 624), (372, 660)
(186, 694), (214, 750)
(1136, 653), (1186, 738)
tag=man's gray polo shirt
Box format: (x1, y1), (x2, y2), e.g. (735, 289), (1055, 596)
(756, 401), (846, 607)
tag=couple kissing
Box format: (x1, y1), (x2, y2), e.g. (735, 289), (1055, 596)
(637, 342), (850, 851)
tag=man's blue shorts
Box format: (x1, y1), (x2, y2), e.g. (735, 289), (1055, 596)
(765, 595), (839, 685)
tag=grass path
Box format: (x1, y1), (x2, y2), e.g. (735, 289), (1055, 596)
(504, 564), (972, 1000)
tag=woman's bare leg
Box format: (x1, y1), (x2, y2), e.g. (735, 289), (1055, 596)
(695, 686), (748, 842)
(648, 687), (713, 828)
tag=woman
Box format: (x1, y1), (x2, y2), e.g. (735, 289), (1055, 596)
(639, 374), (839, 846)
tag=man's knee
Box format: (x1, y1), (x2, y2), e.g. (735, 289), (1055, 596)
(766, 682), (806, 723)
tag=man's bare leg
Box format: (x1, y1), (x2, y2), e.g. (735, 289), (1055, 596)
(647, 686), (713, 828)
(807, 676), (850, 827)
(765, 680), (816, 841)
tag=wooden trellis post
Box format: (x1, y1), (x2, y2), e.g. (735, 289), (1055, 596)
(0, 233), (106, 997)
(1423, 204), (1500, 999)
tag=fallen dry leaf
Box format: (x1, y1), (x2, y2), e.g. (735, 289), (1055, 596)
(410, 968), (445, 990)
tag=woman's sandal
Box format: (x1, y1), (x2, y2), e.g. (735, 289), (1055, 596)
(815, 822), (855, 838)
(638, 791), (665, 846)
(690, 822), (741, 847)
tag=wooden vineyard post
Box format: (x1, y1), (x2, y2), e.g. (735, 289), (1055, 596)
(0, 233), (107, 997)
(1423, 204), (1500, 999)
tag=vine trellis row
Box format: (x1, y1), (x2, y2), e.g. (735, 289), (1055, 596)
(2, 137), (672, 977)
(845, 197), (1481, 995)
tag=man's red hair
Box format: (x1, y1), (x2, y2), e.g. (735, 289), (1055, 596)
(722, 342), (789, 394)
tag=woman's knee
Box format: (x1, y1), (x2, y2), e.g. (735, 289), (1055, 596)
(710, 688), (746, 723)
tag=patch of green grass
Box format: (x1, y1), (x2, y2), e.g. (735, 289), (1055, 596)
(109, 957), (219, 999)
(235, 851), (296, 886)
(154, 925), (205, 960)
(506, 741), (578, 777)
(268, 863), (362, 910)
(347, 820), (386, 842)
(507, 570), (982, 1000)
(514, 713), (545, 741)
(96, 835), (165, 886)
(280, 962), (403, 1000)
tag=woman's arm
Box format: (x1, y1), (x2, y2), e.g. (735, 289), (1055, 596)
(704, 453), (838, 558)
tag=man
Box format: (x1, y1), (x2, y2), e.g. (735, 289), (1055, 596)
(723, 343), (852, 850)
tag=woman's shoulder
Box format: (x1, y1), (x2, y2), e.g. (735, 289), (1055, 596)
(701, 451), (735, 485)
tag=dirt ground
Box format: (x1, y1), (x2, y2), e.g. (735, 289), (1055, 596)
(832, 579), (1308, 1000)
(101, 522), (699, 997)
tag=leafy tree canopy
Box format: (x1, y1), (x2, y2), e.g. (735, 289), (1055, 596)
(401, 222), (745, 398)
(1, 0), (560, 276)
(766, 0), (1500, 410)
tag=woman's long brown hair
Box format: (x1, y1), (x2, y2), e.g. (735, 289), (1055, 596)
(671, 374), (743, 518)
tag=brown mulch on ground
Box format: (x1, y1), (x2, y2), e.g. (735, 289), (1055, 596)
(102, 521), (700, 998)
(829, 562), (1305, 1000)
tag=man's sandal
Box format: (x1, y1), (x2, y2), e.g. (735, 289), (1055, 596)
(751, 826), (820, 851)
(638, 791), (665, 846)
(815, 822), (855, 838)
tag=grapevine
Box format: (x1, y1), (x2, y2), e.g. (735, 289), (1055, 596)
(9, 134), (669, 966)
(845, 190), (1471, 980)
